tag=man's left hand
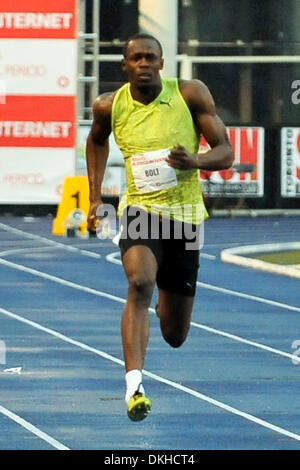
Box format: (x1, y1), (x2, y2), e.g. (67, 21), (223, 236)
(166, 145), (198, 170)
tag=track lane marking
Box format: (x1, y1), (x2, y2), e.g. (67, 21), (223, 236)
(105, 252), (300, 312)
(0, 256), (299, 365)
(0, 404), (70, 450)
(196, 281), (300, 312)
(1, 304), (300, 443)
(0, 222), (101, 259)
(3, 221), (298, 312)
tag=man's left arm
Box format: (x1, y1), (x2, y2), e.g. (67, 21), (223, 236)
(166, 79), (234, 171)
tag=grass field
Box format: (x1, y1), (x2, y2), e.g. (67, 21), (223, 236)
(255, 250), (300, 266)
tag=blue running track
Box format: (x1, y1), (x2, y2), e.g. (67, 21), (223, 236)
(0, 215), (299, 450)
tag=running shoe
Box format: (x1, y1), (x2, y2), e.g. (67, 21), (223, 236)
(127, 390), (152, 422)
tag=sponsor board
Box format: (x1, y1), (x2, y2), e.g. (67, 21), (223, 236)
(281, 127), (300, 197)
(0, 147), (75, 203)
(0, 95), (75, 147)
(199, 127), (265, 197)
(0, 39), (77, 95)
(0, 0), (77, 204)
(0, 0), (76, 39)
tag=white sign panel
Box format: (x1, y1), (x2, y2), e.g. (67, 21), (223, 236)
(281, 127), (300, 197)
(0, 39), (77, 95)
(0, 148), (75, 203)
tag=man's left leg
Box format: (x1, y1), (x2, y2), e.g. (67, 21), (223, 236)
(156, 289), (195, 348)
(155, 232), (199, 347)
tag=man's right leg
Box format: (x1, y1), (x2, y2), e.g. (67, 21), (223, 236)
(121, 244), (158, 420)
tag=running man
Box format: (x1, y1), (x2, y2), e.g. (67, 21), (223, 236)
(86, 33), (234, 421)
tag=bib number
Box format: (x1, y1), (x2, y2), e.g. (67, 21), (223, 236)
(131, 148), (177, 193)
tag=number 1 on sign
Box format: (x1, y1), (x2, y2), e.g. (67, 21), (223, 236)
(71, 190), (80, 208)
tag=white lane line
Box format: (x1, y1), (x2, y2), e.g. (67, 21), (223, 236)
(0, 222), (101, 259)
(143, 371), (300, 443)
(0, 306), (124, 367)
(2, 224), (300, 442)
(0, 404), (70, 450)
(200, 253), (216, 260)
(0, 257), (126, 305)
(2, 222), (298, 312)
(105, 252), (300, 313)
(0, 246), (68, 258)
(0, 256), (299, 366)
(190, 322), (300, 363)
(1, 305), (300, 443)
(105, 252), (122, 265)
(0, 248), (47, 257)
(221, 245), (300, 280)
(196, 281), (300, 313)
(0, 246), (101, 260)
(1, 236), (299, 362)
(6, 222), (297, 312)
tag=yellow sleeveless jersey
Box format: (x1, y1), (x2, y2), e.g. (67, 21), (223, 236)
(111, 77), (208, 224)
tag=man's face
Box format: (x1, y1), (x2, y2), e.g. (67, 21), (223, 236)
(122, 39), (164, 87)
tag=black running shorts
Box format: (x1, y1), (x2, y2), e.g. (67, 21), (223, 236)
(118, 207), (200, 296)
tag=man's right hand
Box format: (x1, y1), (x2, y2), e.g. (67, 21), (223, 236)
(87, 200), (102, 233)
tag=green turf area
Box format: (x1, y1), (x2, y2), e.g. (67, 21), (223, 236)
(255, 250), (300, 265)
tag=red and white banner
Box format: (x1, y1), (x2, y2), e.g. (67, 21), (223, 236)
(0, 0), (77, 204)
(0, 96), (75, 147)
(199, 127), (265, 197)
(281, 127), (300, 197)
(0, 0), (76, 39)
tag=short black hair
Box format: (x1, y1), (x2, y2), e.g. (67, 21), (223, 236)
(123, 33), (163, 58)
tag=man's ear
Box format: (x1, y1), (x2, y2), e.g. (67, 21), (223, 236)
(121, 58), (126, 71)
(160, 58), (164, 70)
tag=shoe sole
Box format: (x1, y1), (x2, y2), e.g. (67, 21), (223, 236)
(127, 397), (151, 422)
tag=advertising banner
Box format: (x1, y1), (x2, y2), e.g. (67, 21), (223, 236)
(199, 126), (265, 197)
(0, 148), (75, 203)
(0, 39), (77, 96)
(0, 0), (76, 39)
(281, 127), (300, 197)
(0, 0), (77, 204)
(0, 95), (75, 148)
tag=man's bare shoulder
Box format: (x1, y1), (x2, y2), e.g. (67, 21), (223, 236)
(179, 78), (209, 93)
(92, 91), (117, 119)
(178, 78), (215, 114)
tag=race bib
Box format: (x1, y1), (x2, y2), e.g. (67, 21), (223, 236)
(131, 148), (177, 193)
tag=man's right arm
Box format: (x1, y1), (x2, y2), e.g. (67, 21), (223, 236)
(86, 92), (114, 232)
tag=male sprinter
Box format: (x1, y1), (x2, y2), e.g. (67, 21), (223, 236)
(86, 33), (234, 421)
